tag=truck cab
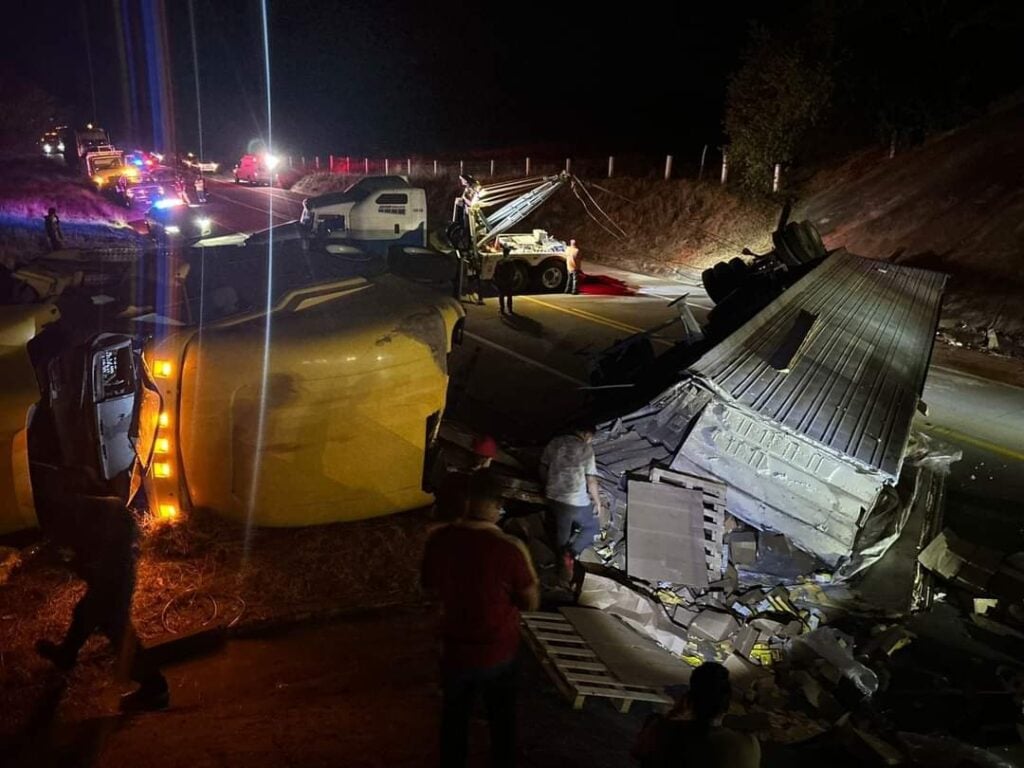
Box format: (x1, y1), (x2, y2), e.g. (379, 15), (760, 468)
(234, 153), (279, 186)
(86, 149), (137, 191)
(300, 176), (428, 255)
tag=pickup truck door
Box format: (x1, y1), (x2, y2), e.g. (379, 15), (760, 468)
(90, 336), (163, 479)
(49, 334), (162, 490)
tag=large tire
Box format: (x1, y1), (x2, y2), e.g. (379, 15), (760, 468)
(801, 221), (826, 258)
(712, 261), (735, 297)
(702, 267), (721, 303)
(727, 257), (748, 279)
(783, 221), (817, 264)
(532, 259), (567, 292)
(702, 263), (734, 304)
(772, 229), (801, 267)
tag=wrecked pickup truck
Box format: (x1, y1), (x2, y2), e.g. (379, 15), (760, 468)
(0, 238), (465, 534)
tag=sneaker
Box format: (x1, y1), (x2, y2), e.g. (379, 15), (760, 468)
(35, 639), (75, 671)
(119, 677), (170, 712)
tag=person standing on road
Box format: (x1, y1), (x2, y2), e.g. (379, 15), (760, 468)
(35, 495), (170, 712)
(633, 661), (761, 767)
(44, 207), (63, 250)
(539, 424), (603, 581)
(193, 173), (207, 203)
(564, 238), (581, 295)
(422, 470), (540, 768)
(493, 244), (517, 315)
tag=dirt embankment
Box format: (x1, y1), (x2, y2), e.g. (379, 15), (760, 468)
(0, 155), (142, 265)
(527, 178), (778, 279)
(795, 99), (1024, 354)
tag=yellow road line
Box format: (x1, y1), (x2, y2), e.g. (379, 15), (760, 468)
(519, 295), (674, 346)
(924, 424), (1024, 462)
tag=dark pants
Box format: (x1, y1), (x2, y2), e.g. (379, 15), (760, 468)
(498, 290), (513, 314)
(441, 659), (517, 768)
(565, 271), (579, 295)
(548, 500), (598, 556)
(61, 566), (162, 689)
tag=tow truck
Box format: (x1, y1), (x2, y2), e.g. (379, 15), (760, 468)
(85, 148), (138, 192)
(59, 125), (112, 170)
(0, 237), (465, 534)
(300, 173), (573, 293)
(448, 173), (571, 293)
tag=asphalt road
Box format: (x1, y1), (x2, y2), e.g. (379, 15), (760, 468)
(205, 180), (1024, 549)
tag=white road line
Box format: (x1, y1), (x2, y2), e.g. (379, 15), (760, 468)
(209, 192), (292, 221)
(463, 331), (588, 386)
(929, 364), (1024, 392)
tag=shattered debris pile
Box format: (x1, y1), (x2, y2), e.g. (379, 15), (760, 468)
(503, 249), (1024, 756)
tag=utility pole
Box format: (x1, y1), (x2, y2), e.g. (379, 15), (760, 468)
(188, 0), (204, 160)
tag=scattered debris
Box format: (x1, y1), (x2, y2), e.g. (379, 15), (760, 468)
(918, 529), (1024, 600)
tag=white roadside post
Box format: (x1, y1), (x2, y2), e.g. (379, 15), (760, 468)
(772, 163), (781, 193)
(565, 157), (571, 173)
(664, 155), (673, 180)
(698, 144), (708, 180)
(315, 156), (320, 170)
(364, 157), (369, 175)
(408, 157), (412, 176)
(490, 159), (495, 177)
(608, 156), (614, 178)
(721, 149), (729, 184)
(384, 158), (389, 175)
(459, 160), (464, 175)
(525, 157), (531, 175)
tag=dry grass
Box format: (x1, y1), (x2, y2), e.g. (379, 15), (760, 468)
(0, 507), (433, 740)
(528, 178), (778, 278)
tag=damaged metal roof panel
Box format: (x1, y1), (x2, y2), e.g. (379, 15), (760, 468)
(690, 251), (946, 480)
(674, 400), (886, 564)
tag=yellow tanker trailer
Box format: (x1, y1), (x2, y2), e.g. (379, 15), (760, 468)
(0, 241), (464, 533)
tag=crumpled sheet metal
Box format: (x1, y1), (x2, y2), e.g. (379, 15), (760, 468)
(672, 400), (885, 566)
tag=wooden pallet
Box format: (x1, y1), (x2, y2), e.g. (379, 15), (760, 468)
(521, 612), (673, 713)
(649, 467), (727, 574)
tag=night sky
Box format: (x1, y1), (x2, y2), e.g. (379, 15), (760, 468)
(1, 0), (768, 161)
(2, 1), (1022, 163)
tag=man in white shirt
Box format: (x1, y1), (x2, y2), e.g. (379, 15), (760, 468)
(539, 425), (603, 579)
(564, 239), (581, 295)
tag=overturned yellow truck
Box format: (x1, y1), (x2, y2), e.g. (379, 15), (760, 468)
(0, 240), (464, 534)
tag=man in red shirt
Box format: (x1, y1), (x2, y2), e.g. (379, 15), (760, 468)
(422, 470), (540, 768)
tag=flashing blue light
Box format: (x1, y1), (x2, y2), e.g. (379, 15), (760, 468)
(131, 158), (144, 166)
(153, 197), (184, 210)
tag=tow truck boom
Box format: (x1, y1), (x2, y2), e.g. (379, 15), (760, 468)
(461, 172), (569, 249)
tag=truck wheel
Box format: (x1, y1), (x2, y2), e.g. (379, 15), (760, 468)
(509, 261), (530, 294)
(800, 221), (826, 259)
(701, 267), (720, 303)
(772, 229), (801, 267)
(727, 257), (745, 275)
(533, 259), (567, 292)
